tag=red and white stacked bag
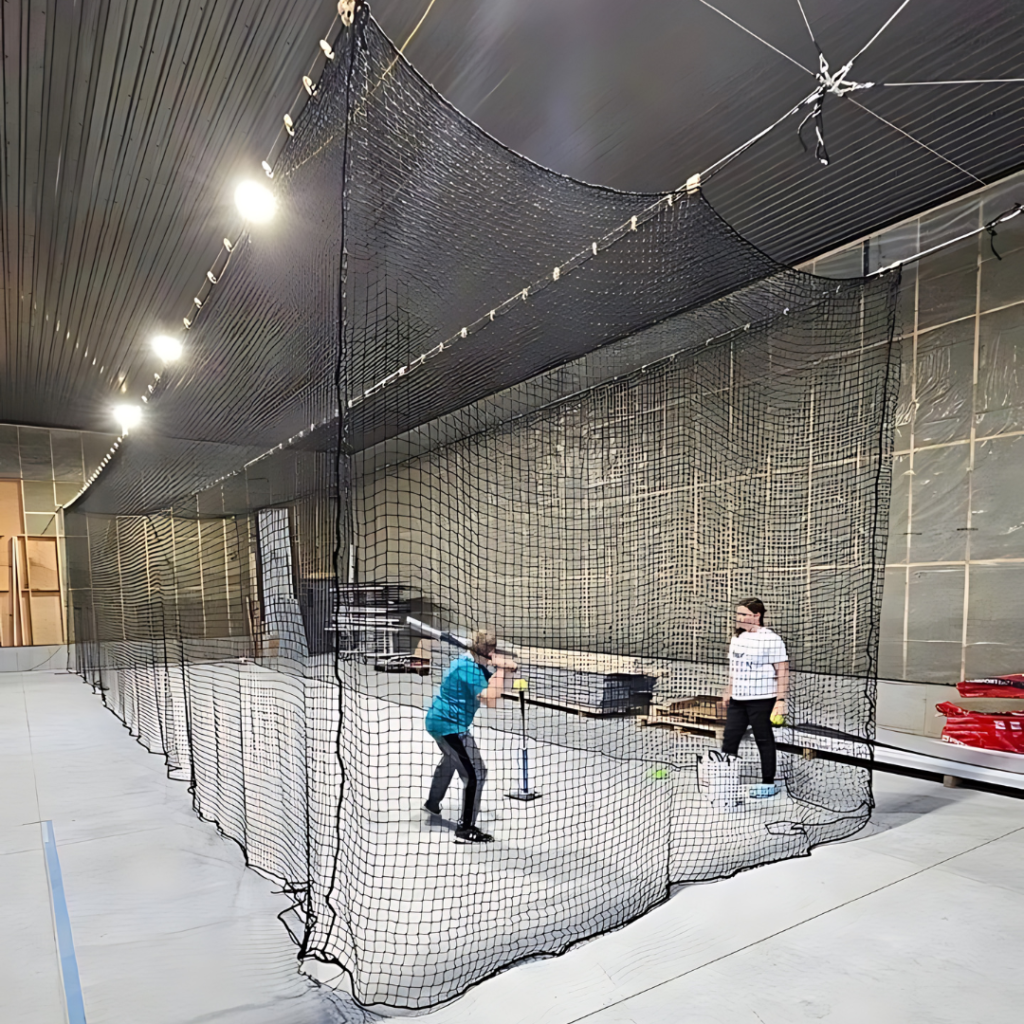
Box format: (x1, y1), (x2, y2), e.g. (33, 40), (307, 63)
(936, 675), (1024, 754)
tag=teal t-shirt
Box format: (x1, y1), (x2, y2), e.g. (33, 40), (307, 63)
(425, 655), (492, 737)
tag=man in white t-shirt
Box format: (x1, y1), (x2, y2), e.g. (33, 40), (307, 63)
(721, 598), (789, 799)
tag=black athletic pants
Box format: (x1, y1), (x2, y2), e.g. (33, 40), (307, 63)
(722, 697), (776, 784)
(427, 732), (487, 829)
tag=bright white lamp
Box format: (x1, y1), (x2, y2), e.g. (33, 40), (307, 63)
(235, 180), (276, 223)
(113, 404), (142, 435)
(152, 334), (183, 362)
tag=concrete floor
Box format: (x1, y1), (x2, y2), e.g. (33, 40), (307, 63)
(3, 668), (1023, 1023)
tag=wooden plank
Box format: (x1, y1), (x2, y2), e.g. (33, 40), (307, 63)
(28, 593), (64, 645)
(0, 535), (9, 592)
(25, 536), (60, 591)
(18, 537), (28, 590)
(11, 537), (27, 645)
(18, 590), (32, 646)
(0, 480), (24, 537)
(0, 591), (12, 647)
(639, 717), (718, 738)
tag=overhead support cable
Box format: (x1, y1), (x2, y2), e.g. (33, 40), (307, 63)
(794, 0), (820, 54)
(846, 97), (987, 186)
(700, 91), (820, 181)
(694, 0), (814, 76)
(845, 0), (913, 67)
(882, 78), (1024, 87)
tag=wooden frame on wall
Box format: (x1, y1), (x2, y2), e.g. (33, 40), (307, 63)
(0, 479), (65, 646)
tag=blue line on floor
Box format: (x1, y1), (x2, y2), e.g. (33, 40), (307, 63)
(41, 820), (87, 1024)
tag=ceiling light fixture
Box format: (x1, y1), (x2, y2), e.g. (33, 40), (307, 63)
(113, 404), (142, 435)
(152, 334), (183, 362)
(235, 180), (276, 223)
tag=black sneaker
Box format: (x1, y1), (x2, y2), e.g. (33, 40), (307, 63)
(454, 825), (493, 844)
(423, 802), (441, 816)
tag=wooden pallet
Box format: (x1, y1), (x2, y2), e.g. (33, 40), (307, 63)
(636, 695), (726, 737)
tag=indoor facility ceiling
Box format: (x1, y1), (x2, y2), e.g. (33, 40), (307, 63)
(2, 0), (1022, 435)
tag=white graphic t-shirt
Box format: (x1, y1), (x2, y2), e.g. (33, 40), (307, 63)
(729, 627), (788, 700)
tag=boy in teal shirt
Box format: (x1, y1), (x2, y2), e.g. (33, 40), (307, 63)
(424, 629), (512, 843)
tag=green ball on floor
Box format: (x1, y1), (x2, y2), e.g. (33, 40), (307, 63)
(647, 767), (670, 781)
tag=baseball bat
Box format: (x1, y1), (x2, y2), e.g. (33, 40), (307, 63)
(406, 617), (517, 662)
(406, 616), (470, 651)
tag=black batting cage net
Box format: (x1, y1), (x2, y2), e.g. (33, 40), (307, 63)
(66, 6), (900, 1010)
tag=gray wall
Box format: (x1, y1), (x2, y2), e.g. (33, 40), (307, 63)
(810, 169), (1024, 688)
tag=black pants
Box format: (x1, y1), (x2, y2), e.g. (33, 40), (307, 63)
(427, 732), (487, 829)
(722, 697), (776, 784)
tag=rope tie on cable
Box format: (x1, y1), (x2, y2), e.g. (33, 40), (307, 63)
(985, 203), (1022, 261)
(798, 53), (874, 166)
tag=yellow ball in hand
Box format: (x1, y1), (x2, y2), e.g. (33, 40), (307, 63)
(770, 713), (786, 727)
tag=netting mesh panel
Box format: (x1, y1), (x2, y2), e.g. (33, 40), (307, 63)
(64, 7), (901, 1012)
(67, 509), (310, 890)
(323, 275), (898, 1005)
